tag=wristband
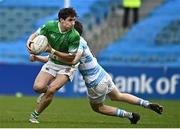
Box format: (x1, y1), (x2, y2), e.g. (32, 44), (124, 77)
(51, 48), (56, 55)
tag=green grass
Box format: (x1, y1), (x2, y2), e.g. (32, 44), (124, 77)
(0, 95), (179, 128)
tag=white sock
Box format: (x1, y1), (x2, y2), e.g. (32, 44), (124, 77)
(116, 109), (133, 118)
(138, 99), (150, 108)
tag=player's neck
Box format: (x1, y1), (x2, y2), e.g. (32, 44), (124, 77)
(58, 22), (69, 33)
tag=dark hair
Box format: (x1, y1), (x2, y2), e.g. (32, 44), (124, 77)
(58, 7), (77, 20)
(74, 21), (83, 36)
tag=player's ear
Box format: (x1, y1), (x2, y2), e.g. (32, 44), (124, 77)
(59, 18), (64, 23)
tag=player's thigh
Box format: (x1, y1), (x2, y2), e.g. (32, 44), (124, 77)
(87, 80), (108, 104)
(48, 74), (69, 93)
(107, 86), (122, 100)
(34, 71), (54, 87)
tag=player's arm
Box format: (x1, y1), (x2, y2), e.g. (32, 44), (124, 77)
(55, 51), (82, 65)
(52, 41), (83, 65)
(27, 23), (48, 53)
(30, 54), (48, 63)
(26, 33), (38, 53)
(46, 34), (80, 62)
(46, 46), (76, 62)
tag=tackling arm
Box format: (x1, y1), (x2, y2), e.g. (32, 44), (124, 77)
(30, 54), (48, 63)
(29, 51), (82, 65)
(56, 51), (82, 65)
(46, 47), (76, 62)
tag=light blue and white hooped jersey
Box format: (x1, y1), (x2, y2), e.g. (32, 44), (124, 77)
(78, 37), (106, 88)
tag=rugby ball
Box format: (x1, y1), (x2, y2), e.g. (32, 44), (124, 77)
(31, 35), (48, 54)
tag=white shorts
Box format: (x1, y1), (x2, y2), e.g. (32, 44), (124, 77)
(41, 60), (77, 81)
(87, 74), (116, 104)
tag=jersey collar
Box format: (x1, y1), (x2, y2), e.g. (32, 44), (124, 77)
(58, 22), (70, 34)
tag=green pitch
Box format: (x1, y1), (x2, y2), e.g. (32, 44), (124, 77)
(0, 95), (179, 128)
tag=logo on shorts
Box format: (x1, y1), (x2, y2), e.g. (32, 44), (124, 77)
(45, 67), (49, 71)
(65, 68), (71, 73)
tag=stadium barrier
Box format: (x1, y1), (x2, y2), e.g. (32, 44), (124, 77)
(0, 63), (179, 99)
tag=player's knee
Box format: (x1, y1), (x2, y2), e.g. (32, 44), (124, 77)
(46, 87), (56, 96)
(43, 89), (55, 102)
(91, 106), (100, 113)
(33, 84), (46, 93)
(44, 90), (54, 100)
(91, 104), (104, 113)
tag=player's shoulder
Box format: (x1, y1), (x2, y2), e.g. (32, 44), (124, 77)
(80, 37), (87, 45)
(71, 28), (80, 36)
(69, 28), (80, 41)
(46, 20), (57, 24)
(45, 20), (58, 27)
(80, 37), (88, 48)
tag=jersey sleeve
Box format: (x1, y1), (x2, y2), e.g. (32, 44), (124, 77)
(68, 34), (80, 55)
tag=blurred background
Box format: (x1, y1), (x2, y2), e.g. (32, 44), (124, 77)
(0, 0), (180, 99)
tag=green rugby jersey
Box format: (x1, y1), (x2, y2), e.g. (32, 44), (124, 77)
(37, 20), (80, 66)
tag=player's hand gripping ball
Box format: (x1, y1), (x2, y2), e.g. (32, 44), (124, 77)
(30, 35), (48, 54)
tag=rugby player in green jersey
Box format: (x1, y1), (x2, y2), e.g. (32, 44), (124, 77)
(26, 8), (80, 123)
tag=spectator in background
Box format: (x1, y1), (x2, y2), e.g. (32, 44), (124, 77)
(122, 0), (141, 30)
